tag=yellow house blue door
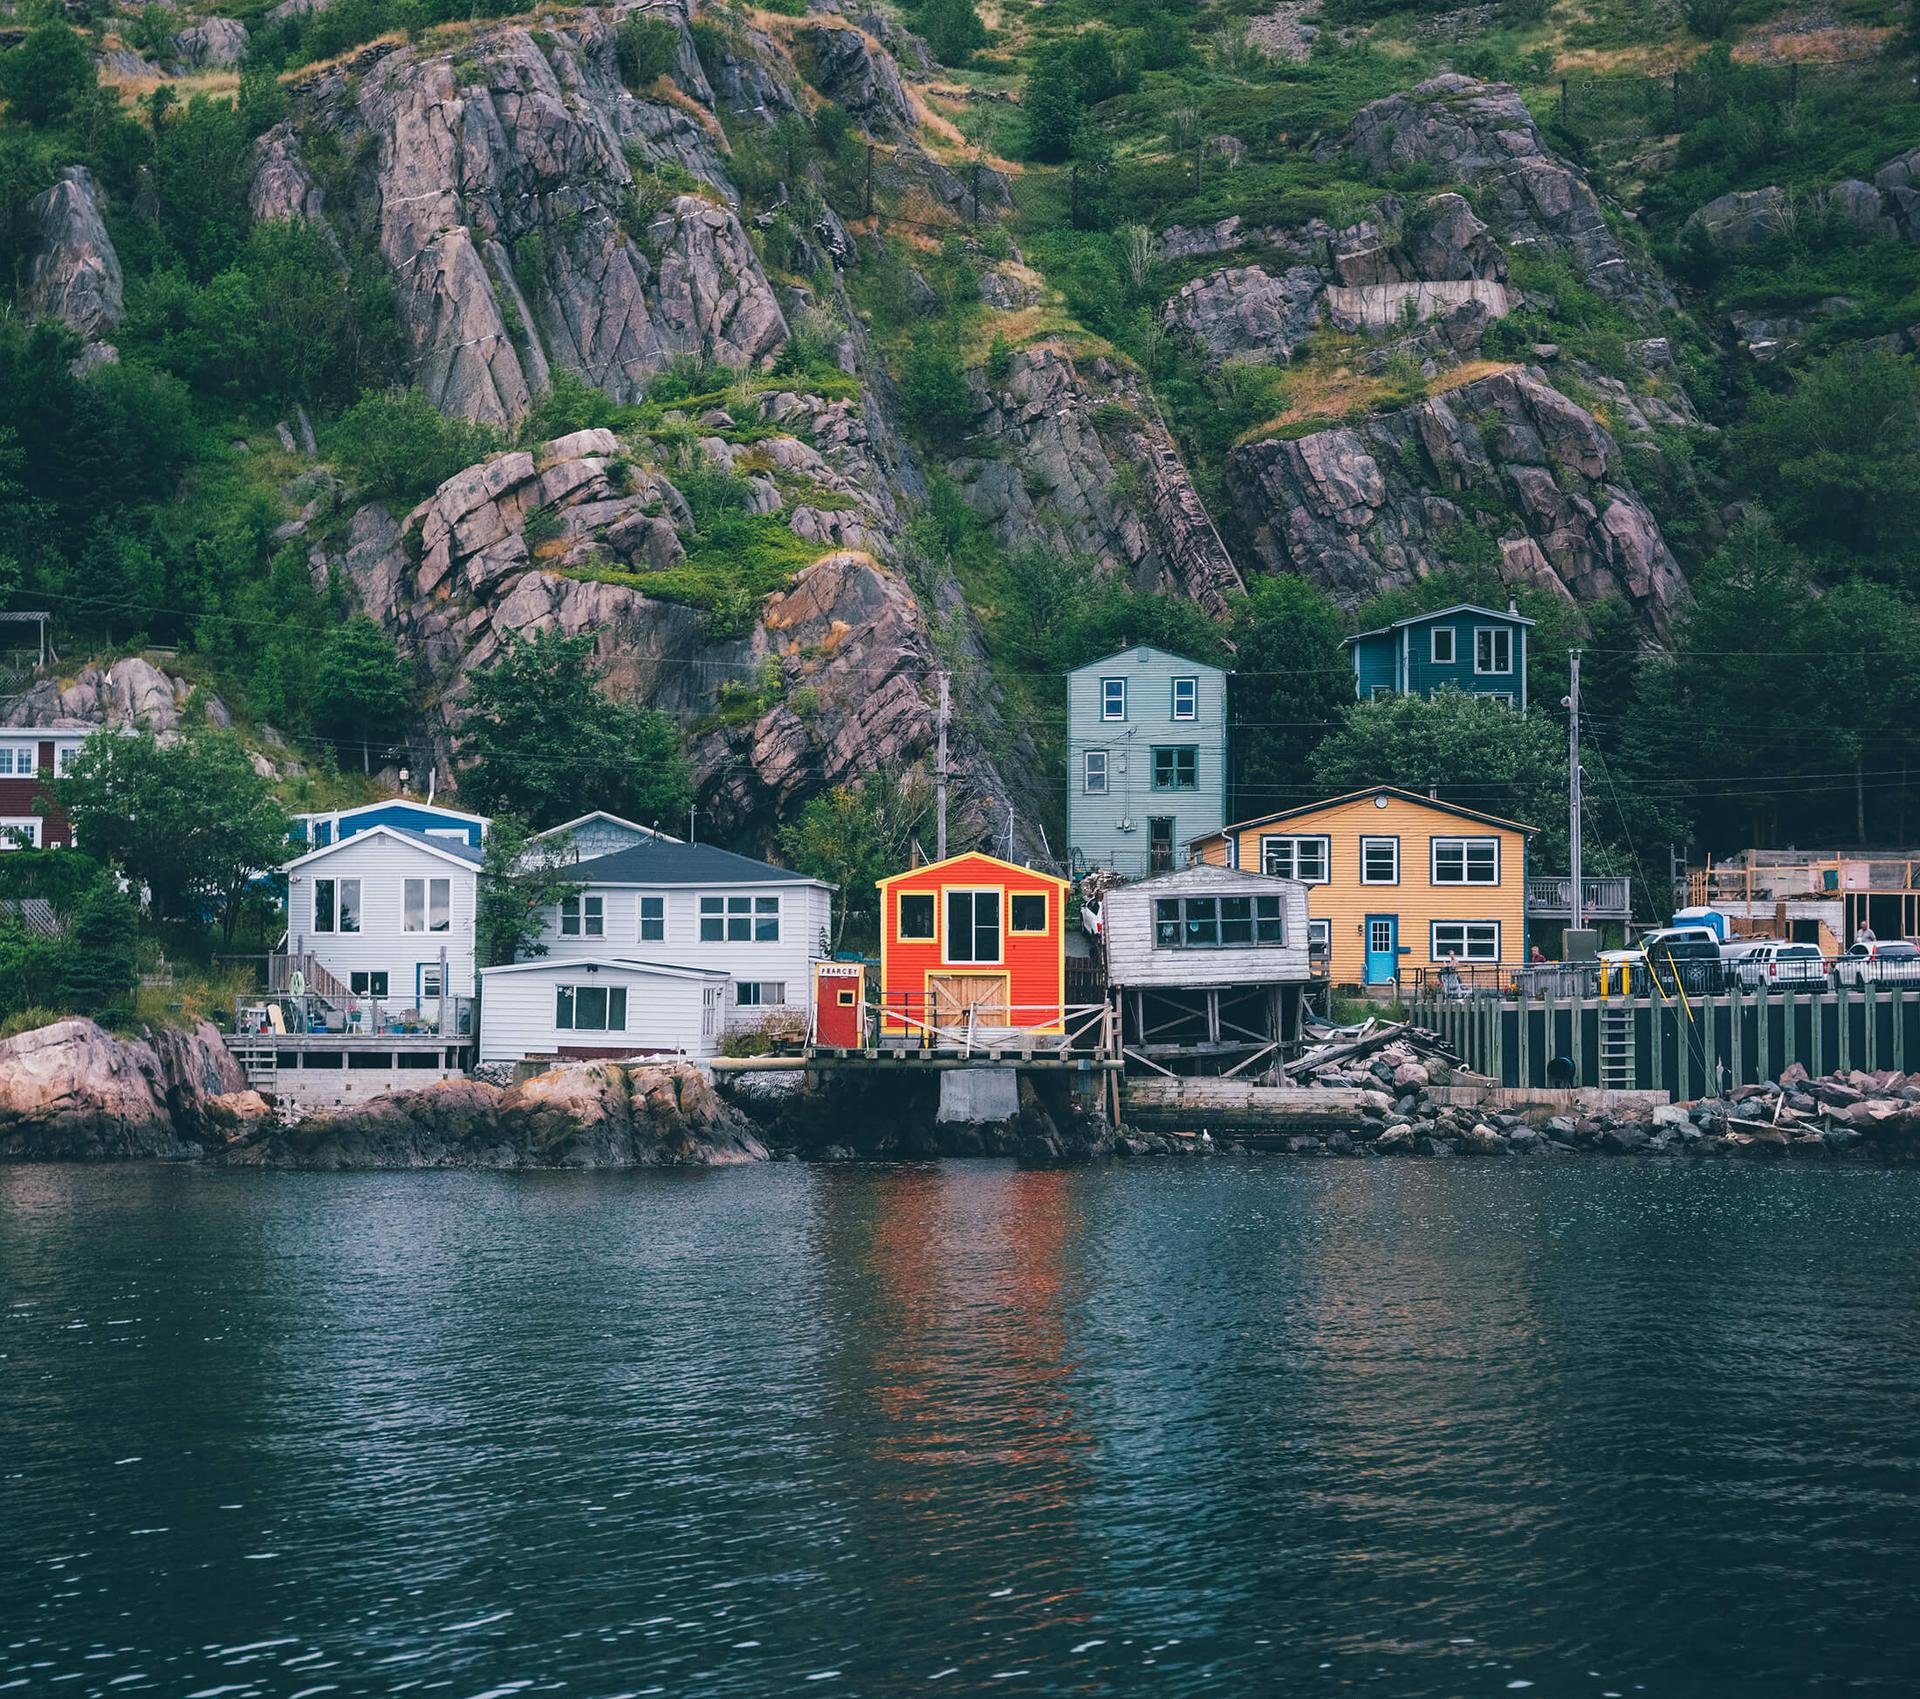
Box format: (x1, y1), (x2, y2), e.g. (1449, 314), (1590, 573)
(1364, 914), (1398, 985)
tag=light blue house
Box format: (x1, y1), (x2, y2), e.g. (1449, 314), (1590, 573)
(1343, 602), (1533, 709)
(1067, 645), (1228, 879)
(294, 798), (490, 850)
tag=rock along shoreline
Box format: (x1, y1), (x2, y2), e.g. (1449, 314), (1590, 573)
(2, 1020), (1917, 1170)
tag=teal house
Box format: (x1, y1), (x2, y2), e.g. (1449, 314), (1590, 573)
(1067, 645), (1228, 878)
(1343, 601), (1533, 709)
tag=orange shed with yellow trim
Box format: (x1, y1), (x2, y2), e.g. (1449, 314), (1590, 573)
(878, 852), (1069, 1036)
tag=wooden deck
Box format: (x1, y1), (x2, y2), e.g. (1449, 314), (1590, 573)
(1122, 1077), (1368, 1136)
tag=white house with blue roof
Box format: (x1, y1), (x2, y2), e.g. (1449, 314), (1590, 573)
(282, 824), (482, 1006)
(293, 798), (490, 850)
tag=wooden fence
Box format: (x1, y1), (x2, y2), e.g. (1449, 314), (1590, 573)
(1409, 983), (1920, 1099)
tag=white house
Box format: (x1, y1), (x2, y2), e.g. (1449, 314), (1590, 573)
(477, 957), (729, 1064)
(527, 811), (680, 863)
(528, 839), (834, 1030)
(282, 826), (482, 1005)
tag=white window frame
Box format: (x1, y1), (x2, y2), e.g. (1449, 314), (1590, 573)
(1308, 918), (1331, 950)
(420, 964), (444, 1000)
(1430, 627), (1456, 665)
(700, 894), (781, 942)
(1101, 678), (1126, 721)
(1083, 750), (1108, 795)
(559, 893), (604, 938)
(556, 983), (627, 1032)
(735, 981), (788, 1007)
(314, 876), (362, 935)
(1259, 834), (1330, 885)
(1360, 836), (1399, 885)
(404, 876), (451, 934)
(1432, 921), (1501, 962)
(0, 748), (27, 776)
(1171, 676), (1198, 721)
(1431, 836), (1500, 886)
(1474, 626), (1513, 675)
(945, 887), (1003, 965)
(0, 817), (41, 849)
(638, 894), (665, 942)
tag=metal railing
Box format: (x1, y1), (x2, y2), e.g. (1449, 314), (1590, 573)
(235, 993), (475, 1039)
(1525, 875), (1632, 919)
(1411, 953), (1920, 1001)
(870, 995), (1112, 1056)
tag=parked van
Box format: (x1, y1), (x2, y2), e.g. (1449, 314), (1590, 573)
(1724, 939), (1827, 990)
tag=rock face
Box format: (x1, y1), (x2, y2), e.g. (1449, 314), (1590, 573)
(1330, 74), (1672, 318)
(0, 657), (230, 736)
(22, 167), (124, 340)
(952, 346), (1244, 616)
(171, 17), (249, 72)
(1689, 147), (1920, 252)
(285, 16), (785, 424)
(1228, 364), (1688, 623)
(1166, 264), (1324, 363)
(0, 1020), (247, 1160)
(226, 1060), (768, 1168)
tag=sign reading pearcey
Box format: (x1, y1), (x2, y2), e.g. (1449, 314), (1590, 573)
(812, 961), (865, 1048)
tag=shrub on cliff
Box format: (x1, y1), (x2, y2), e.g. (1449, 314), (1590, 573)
(330, 390), (502, 501)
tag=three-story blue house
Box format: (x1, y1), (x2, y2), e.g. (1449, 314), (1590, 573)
(1067, 645), (1228, 878)
(1343, 601), (1533, 709)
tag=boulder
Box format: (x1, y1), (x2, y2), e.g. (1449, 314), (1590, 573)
(1163, 264), (1324, 363)
(1392, 1060), (1430, 1089)
(1374, 1122), (1416, 1153)
(171, 17), (249, 71)
(1458, 1123), (1508, 1154)
(1599, 1126), (1649, 1154)
(1691, 186), (1789, 249)
(22, 167), (123, 339)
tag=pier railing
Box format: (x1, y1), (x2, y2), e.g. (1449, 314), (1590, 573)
(1412, 953), (1920, 1001)
(870, 995), (1112, 1056)
(235, 992), (475, 1040)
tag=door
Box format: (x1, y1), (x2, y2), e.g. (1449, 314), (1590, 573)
(1149, 816), (1175, 873)
(701, 986), (722, 1044)
(1364, 914), (1398, 985)
(813, 963), (864, 1047)
(929, 974), (1008, 1030)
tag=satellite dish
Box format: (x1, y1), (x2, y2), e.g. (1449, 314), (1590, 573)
(289, 970), (307, 999)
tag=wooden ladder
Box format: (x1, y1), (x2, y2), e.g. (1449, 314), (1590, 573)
(1598, 1003), (1635, 1090)
(227, 1038), (278, 1095)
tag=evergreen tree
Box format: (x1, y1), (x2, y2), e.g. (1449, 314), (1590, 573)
(1021, 44), (1085, 163)
(474, 815), (581, 968)
(314, 615), (414, 769)
(58, 880), (139, 1024)
(1228, 576), (1357, 821)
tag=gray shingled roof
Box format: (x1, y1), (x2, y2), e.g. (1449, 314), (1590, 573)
(389, 828), (486, 864)
(569, 839), (829, 888)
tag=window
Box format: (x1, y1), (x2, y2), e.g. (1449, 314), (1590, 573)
(700, 895), (779, 941)
(1149, 817), (1175, 873)
(736, 981), (787, 1007)
(946, 890), (1001, 963)
(639, 896), (664, 942)
(1153, 895), (1286, 948)
(1010, 893), (1048, 934)
(0, 747), (25, 774)
(556, 984), (627, 1031)
(1083, 750), (1108, 795)
(1260, 836), (1329, 883)
(314, 877), (361, 934)
(404, 877), (451, 933)
(0, 818), (41, 849)
(1432, 922), (1500, 962)
(1101, 677), (1126, 721)
(1431, 837), (1499, 885)
(1308, 918), (1330, 951)
(1475, 626), (1513, 675)
(420, 965), (443, 1000)
(1430, 627), (1456, 665)
(349, 971), (390, 998)
(559, 894), (604, 937)
(1171, 676), (1197, 720)
(1360, 837), (1399, 884)
(1151, 746), (1198, 791)
(898, 893), (936, 940)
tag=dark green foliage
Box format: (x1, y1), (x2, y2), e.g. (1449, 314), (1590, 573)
(521, 370), (622, 443)
(1227, 575), (1357, 821)
(1729, 347), (1920, 566)
(457, 627), (693, 831)
(616, 14), (679, 88)
(0, 24), (96, 130)
(0, 132), (56, 297)
(1137, 14), (1193, 71)
(238, 64), (289, 137)
(313, 616), (414, 759)
(779, 770), (931, 949)
(901, 343), (975, 448)
(915, 0), (987, 68)
(58, 881), (139, 1026)
(54, 725), (295, 940)
(475, 814), (581, 968)
(1680, 0), (1738, 39)
(330, 389), (502, 501)
(1021, 43), (1087, 163)
(146, 96), (255, 282)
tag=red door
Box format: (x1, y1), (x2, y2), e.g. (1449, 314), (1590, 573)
(814, 964), (864, 1047)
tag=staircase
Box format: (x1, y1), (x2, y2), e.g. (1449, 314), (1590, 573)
(1599, 1004), (1636, 1090)
(228, 1036), (278, 1095)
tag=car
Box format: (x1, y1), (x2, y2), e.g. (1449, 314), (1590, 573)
(1831, 939), (1920, 986)
(1724, 939), (1828, 990)
(1633, 926), (1726, 996)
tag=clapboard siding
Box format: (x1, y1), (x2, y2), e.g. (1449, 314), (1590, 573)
(532, 882), (831, 1026)
(1104, 866), (1311, 987)
(477, 963), (724, 1063)
(1067, 645), (1228, 879)
(286, 831), (479, 998)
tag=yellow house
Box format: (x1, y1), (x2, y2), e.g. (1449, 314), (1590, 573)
(1191, 787), (1534, 988)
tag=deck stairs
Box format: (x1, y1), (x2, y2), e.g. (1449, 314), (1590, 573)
(1599, 1004), (1636, 1090)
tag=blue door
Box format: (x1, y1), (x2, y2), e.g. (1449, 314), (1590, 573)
(1364, 914), (1398, 985)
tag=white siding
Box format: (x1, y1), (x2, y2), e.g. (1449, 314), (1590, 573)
(531, 882), (831, 1027)
(1105, 868), (1311, 988)
(286, 833), (479, 1000)
(478, 964), (724, 1064)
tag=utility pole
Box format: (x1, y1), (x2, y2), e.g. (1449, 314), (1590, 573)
(935, 671), (949, 862)
(688, 801), (697, 845)
(1567, 650), (1583, 934)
